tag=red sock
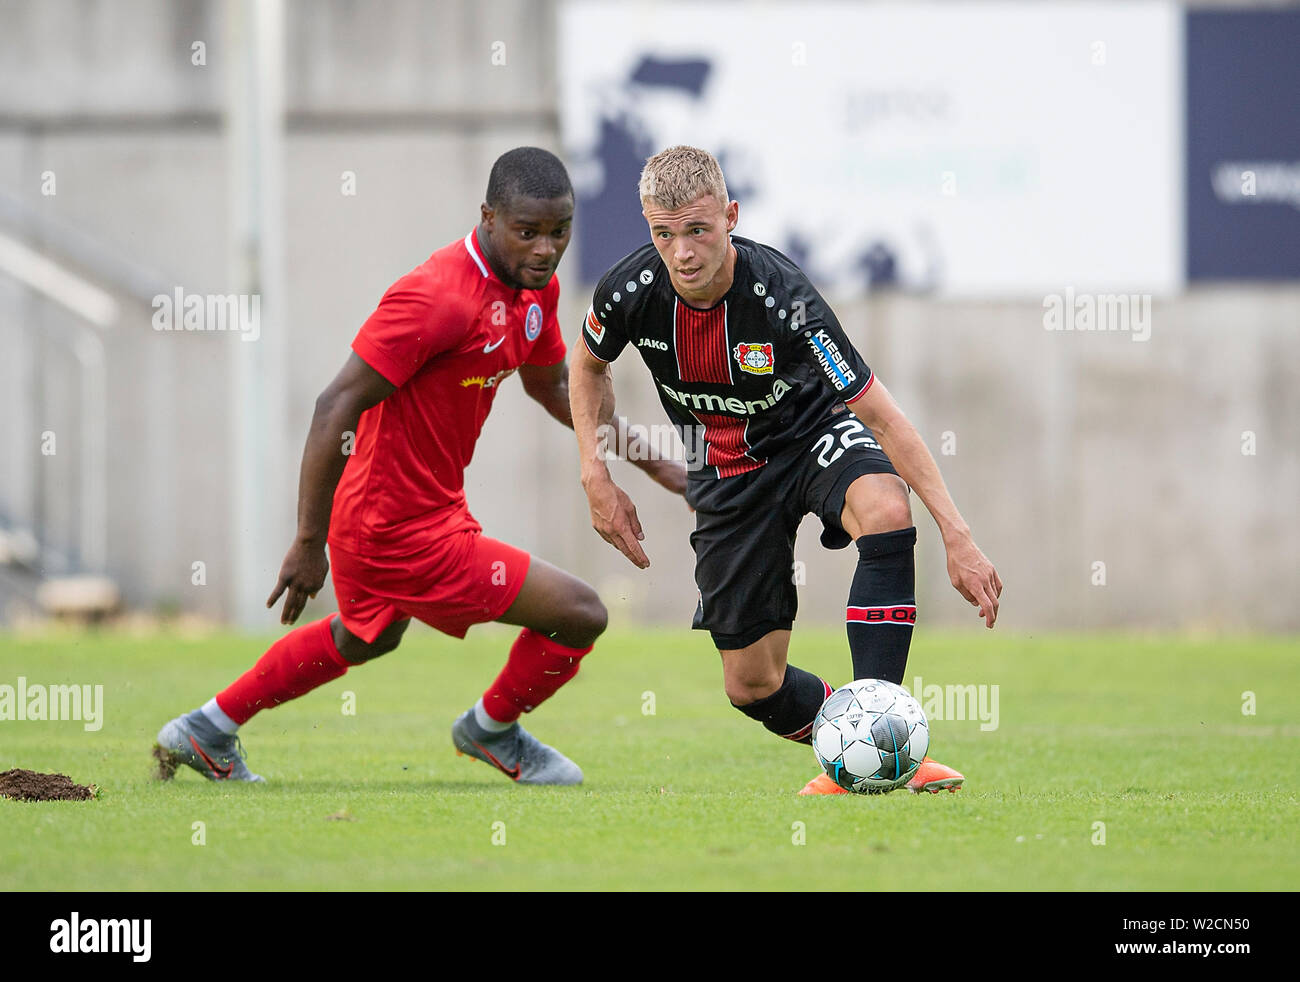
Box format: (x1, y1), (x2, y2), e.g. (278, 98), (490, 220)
(481, 628), (593, 724)
(215, 616), (349, 725)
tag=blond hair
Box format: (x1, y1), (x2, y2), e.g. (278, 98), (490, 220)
(638, 145), (729, 211)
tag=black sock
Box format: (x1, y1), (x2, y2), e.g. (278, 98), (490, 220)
(847, 527), (917, 684)
(733, 665), (832, 744)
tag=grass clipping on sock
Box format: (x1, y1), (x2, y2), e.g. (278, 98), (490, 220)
(0, 768), (97, 802)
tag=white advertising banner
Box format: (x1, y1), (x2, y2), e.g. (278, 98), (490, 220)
(559, 1), (1183, 297)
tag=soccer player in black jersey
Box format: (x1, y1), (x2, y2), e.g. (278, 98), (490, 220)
(570, 146), (1001, 794)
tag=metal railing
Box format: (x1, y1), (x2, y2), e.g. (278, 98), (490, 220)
(0, 187), (177, 578)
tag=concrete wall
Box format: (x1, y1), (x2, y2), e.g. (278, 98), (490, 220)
(1, 0), (1296, 631)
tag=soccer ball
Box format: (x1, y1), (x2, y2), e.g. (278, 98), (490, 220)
(812, 679), (930, 793)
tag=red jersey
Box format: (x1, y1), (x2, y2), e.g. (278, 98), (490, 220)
(329, 229), (566, 554)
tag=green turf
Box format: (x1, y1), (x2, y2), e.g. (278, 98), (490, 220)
(1, 627), (1296, 891)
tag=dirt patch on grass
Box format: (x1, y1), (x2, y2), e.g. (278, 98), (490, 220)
(0, 768), (97, 801)
(151, 744), (179, 781)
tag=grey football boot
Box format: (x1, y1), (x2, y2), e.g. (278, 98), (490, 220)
(155, 710), (265, 782)
(451, 709), (583, 785)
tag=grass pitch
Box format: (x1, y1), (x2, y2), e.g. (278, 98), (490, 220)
(1, 627), (1296, 891)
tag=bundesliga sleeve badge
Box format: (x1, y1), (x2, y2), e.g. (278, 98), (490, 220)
(734, 341), (775, 375)
(585, 307), (605, 344)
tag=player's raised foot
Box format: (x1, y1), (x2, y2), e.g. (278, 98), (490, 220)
(798, 773), (850, 796)
(154, 710), (265, 783)
(906, 756), (963, 794)
(451, 709), (582, 786)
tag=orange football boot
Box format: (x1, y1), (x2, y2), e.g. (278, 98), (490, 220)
(798, 773), (849, 795)
(906, 756), (964, 793)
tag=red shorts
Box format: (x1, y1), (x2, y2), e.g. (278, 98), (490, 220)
(328, 526), (531, 643)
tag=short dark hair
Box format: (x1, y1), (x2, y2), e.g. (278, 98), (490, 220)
(485, 147), (573, 210)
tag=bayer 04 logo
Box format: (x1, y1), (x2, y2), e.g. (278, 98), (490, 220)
(812, 679), (930, 793)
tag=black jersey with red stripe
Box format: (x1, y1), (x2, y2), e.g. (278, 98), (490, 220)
(583, 234), (874, 480)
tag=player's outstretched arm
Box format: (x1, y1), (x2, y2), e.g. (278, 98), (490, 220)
(568, 341), (651, 569)
(519, 360), (575, 427)
(266, 353), (395, 624)
(849, 378), (1003, 628)
(521, 360), (687, 496)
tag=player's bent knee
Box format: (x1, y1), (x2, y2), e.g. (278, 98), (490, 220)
(563, 590), (608, 647)
(724, 672), (784, 707)
(335, 617), (408, 665)
(372, 618), (411, 654)
(368, 637), (401, 658)
(535, 582), (607, 649)
(846, 478), (912, 536)
(876, 491), (913, 532)
(586, 596), (609, 640)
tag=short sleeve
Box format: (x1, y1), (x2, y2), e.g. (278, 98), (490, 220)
(351, 271), (465, 388)
(581, 270), (631, 363)
(525, 278), (566, 367)
(784, 273), (874, 404)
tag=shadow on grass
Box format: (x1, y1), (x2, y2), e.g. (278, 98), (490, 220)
(151, 779), (530, 795)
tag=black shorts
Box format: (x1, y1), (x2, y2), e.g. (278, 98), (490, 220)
(686, 410), (899, 650)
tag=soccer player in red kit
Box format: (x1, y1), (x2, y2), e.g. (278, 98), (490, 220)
(156, 147), (684, 785)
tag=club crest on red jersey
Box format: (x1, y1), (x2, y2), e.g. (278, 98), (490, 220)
(733, 342), (774, 375)
(525, 302), (543, 342)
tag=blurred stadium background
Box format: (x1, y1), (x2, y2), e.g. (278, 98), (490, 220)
(0, 0), (1296, 637)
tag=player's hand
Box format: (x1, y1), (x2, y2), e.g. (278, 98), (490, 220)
(584, 475), (650, 569)
(267, 538), (330, 625)
(943, 533), (1002, 628)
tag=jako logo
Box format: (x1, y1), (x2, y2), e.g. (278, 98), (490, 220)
(50, 912), (151, 962)
(637, 338), (668, 351)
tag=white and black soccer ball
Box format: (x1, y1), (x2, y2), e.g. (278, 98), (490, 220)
(812, 679), (930, 793)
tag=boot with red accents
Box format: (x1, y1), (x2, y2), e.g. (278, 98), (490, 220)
(906, 756), (963, 793)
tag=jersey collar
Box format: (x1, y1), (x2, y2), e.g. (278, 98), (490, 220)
(464, 227), (500, 284)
